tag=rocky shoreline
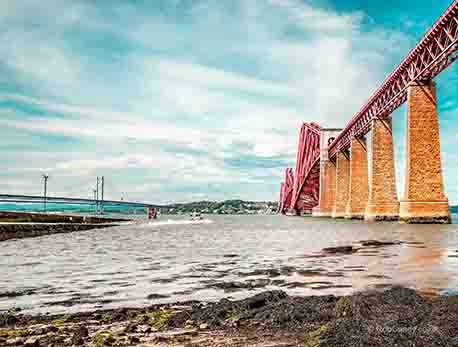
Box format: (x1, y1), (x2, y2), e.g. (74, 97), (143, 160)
(0, 211), (130, 241)
(1, 286), (458, 346)
(0, 223), (120, 242)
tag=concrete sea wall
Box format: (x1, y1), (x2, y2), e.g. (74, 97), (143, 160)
(0, 223), (119, 242)
(0, 211), (128, 224)
(0, 223), (120, 242)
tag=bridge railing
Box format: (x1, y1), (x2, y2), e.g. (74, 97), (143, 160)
(328, 0), (458, 158)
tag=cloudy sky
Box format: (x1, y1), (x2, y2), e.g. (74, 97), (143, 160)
(1, 0), (457, 204)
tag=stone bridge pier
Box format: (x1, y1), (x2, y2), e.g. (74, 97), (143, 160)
(399, 81), (450, 223)
(345, 137), (368, 219)
(365, 118), (400, 221)
(313, 81), (450, 224)
(312, 129), (342, 218)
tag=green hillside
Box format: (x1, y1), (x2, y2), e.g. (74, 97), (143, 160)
(160, 200), (277, 215)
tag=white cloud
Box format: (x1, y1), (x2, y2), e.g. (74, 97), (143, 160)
(151, 60), (296, 96)
(268, 0), (364, 33)
(0, 0), (418, 202)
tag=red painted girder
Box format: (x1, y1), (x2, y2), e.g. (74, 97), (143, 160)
(278, 168), (295, 214)
(291, 123), (321, 210)
(328, 0), (458, 158)
(295, 160), (320, 213)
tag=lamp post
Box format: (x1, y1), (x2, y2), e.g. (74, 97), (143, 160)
(96, 176), (100, 214)
(93, 189), (97, 215)
(42, 174), (49, 212)
(100, 176), (104, 214)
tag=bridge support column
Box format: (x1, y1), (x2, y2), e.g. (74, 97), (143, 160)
(320, 160), (336, 217)
(332, 150), (350, 218)
(313, 160), (336, 217)
(365, 118), (399, 221)
(312, 129), (341, 217)
(400, 81), (450, 223)
(345, 137), (369, 219)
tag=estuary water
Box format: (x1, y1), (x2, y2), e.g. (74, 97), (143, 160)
(1, 214), (458, 314)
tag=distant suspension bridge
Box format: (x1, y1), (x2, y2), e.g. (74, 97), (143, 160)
(0, 193), (161, 214)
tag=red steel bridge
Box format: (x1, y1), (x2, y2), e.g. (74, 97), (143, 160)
(279, 0), (458, 216)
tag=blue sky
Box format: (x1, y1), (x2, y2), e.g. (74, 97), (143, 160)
(1, 0), (457, 204)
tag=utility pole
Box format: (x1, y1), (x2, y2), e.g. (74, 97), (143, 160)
(101, 176), (104, 215)
(42, 174), (49, 213)
(96, 177), (100, 214)
(93, 189), (97, 214)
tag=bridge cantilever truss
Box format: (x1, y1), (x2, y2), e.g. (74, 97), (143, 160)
(278, 123), (321, 215)
(290, 123), (321, 213)
(328, 0), (458, 158)
(278, 168), (294, 214)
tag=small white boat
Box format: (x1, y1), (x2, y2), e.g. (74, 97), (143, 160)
(189, 212), (203, 220)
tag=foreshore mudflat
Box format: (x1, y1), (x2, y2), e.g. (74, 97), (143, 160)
(1, 286), (457, 346)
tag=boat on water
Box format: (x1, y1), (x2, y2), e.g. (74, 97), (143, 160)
(189, 212), (203, 220)
(147, 207), (158, 220)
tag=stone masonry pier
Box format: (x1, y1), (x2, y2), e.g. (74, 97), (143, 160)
(399, 81), (451, 223)
(312, 129), (341, 218)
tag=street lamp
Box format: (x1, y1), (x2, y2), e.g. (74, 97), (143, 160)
(96, 177), (100, 214)
(42, 174), (49, 212)
(100, 176), (104, 215)
(93, 189), (97, 215)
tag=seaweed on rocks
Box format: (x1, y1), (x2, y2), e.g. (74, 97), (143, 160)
(307, 286), (435, 347)
(0, 312), (17, 327)
(4, 286), (458, 346)
(171, 290), (337, 330)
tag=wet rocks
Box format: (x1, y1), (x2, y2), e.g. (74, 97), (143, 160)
(251, 295), (336, 327)
(359, 240), (401, 247)
(151, 329), (198, 344)
(6, 286), (458, 346)
(202, 279), (272, 292)
(296, 269), (327, 276)
(6, 336), (26, 345)
(178, 290), (337, 329)
(316, 240), (403, 258)
(238, 268), (281, 277)
(24, 337), (40, 347)
(147, 293), (169, 300)
(334, 296), (353, 318)
(176, 291), (288, 327)
(0, 290), (37, 299)
(124, 322), (138, 333)
(304, 286), (433, 347)
(322, 246), (355, 255)
(92, 331), (116, 346)
(128, 335), (140, 344)
(70, 325), (88, 345)
(304, 324), (329, 347)
(353, 286), (428, 323)
(0, 312), (18, 327)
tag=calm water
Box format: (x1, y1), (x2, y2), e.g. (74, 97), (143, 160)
(1, 215), (458, 314)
